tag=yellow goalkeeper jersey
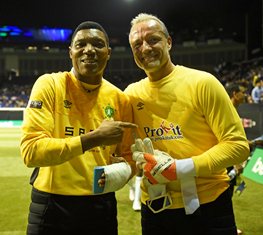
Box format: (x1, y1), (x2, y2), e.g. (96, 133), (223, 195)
(20, 71), (134, 195)
(124, 65), (250, 209)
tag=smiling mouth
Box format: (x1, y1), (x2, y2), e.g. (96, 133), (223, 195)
(81, 59), (97, 64)
(143, 56), (157, 63)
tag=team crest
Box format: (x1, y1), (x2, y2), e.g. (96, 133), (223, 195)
(104, 104), (115, 119)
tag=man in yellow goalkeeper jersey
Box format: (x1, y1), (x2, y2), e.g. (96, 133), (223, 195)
(20, 21), (137, 235)
(124, 13), (250, 235)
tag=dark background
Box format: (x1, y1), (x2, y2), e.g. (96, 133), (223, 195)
(0, 0), (262, 52)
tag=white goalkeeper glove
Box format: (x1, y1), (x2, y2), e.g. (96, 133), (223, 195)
(132, 138), (177, 184)
(131, 137), (168, 200)
(132, 138), (199, 215)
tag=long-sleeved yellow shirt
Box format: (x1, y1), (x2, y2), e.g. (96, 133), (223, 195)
(20, 71), (134, 195)
(124, 65), (250, 209)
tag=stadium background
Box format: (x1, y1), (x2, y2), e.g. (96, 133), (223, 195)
(0, 0), (263, 234)
(1, 0), (262, 87)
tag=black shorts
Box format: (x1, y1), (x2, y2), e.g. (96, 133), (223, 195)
(27, 187), (118, 235)
(141, 188), (237, 235)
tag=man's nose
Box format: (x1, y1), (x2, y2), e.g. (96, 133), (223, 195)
(83, 43), (95, 53)
(141, 41), (151, 51)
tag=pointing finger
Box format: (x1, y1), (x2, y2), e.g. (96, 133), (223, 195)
(119, 122), (138, 128)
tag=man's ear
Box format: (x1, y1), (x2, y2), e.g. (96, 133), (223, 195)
(167, 36), (172, 51)
(107, 47), (112, 61)
(69, 46), (72, 59)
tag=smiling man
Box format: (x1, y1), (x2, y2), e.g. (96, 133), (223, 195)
(20, 21), (137, 235)
(125, 13), (250, 235)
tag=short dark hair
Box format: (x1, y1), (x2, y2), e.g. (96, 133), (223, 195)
(225, 83), (241, 98)
(71, 21), (109, 46)
(255, 77), (263, 84)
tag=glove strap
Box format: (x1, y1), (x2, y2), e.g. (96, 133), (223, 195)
(180, 177), (200, 214)
(144, 181), (172, 213)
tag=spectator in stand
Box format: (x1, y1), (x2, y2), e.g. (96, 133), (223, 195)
(251, 76), (263, 103)
(226, 83), (247, 110)
(225, 83), (247, 235)
(225, 82), (263, 234)
(0, 84), (31, 107)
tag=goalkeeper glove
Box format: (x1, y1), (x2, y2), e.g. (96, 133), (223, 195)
(132, 138), (176, 184)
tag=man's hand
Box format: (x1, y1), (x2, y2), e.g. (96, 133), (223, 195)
(132, 138), (177, 184)
(96, 119), (137, 146)
(98, 154), (127, 187)
(110, 154), (126, 164)
(234, 164), (244, 176)
(81, 120), (137, 152)
(94, 162), (132, 194)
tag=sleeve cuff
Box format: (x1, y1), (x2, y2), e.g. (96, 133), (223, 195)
(176, 158), (196, 179)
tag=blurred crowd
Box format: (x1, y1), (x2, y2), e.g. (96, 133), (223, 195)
(0, 84), (32, 107)
(215, 56), (263, 104)
(1, 56), (263, 108)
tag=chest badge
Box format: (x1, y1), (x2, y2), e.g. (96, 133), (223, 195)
(104, 104), (115, 119)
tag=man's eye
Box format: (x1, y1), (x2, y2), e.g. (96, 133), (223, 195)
(93, 42), (105, 48)
(133, 43), (141, 49)
(74, 42), (85, 49)
(148, 38), (159, 45)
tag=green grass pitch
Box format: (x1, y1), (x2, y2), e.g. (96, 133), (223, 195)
(0, 127), (262, 235)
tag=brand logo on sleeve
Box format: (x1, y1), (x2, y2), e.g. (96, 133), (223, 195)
(64, 100), (72, 109)
(29, 100), (43, 109)
(137, 102), (144, 110)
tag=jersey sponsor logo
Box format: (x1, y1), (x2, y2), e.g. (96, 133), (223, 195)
(64, 100), (72, 109)
(136, 102), (144, 110)
(65, 126), (86, 136)
(64, 126), (105, 152)
(104, 104), (115, 119)
(29, 100), (43, 109)
(144, 120), (183, 141)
